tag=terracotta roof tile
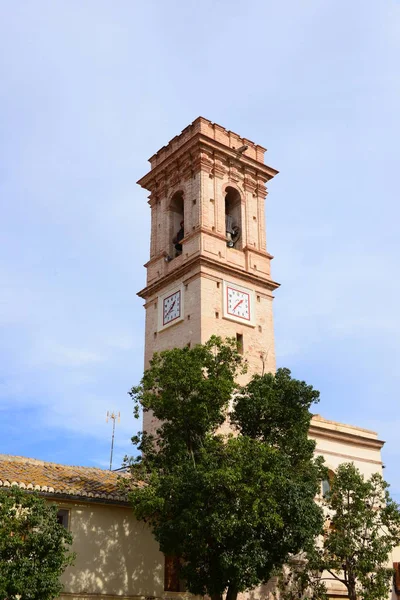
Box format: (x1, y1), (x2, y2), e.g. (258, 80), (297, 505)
(0, 455), (132, 503)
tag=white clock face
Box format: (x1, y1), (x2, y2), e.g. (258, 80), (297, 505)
(163, 290), (181, 325)
(226, 286), (250, 321)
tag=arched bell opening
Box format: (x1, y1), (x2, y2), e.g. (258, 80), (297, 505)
(225, 186), (242, 250)
(167, 191), (185, 260)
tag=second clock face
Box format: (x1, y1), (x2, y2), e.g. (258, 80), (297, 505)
(226, 286), (250, 321)
(163, 290), (181, 325)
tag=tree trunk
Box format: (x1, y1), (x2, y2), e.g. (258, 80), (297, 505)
(347, 581), (357, 600)
(226, 584), (239, 600)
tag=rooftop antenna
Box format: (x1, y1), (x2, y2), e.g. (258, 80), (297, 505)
(106, 410), (120, 470)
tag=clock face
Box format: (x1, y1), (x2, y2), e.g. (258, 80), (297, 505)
(163, 290), (181, 326)
(226, 286), (250, 321)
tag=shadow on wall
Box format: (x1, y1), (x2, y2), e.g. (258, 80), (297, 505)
(61, 503), (163, 597)
(243, 578), (277, 600)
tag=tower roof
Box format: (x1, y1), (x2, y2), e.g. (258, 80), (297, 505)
(137, 117), (278, 190)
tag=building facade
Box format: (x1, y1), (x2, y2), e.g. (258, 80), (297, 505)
(0, 455), (166, 600)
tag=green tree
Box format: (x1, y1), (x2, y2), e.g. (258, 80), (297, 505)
(277, 463), (400, 600)
(124, 337), (325, 600)
(0, 486), (75, 600)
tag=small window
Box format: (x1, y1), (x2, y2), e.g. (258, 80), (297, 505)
(321, 470), (334, 497)
(321, 479), (331, 497)
(57, 509), (69, 529)
(393, 562), (400, 595)
(236, 333), (244, 354)
(164, 555), (185, 592)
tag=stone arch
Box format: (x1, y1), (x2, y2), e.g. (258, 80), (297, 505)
(222, 181), (244, 198)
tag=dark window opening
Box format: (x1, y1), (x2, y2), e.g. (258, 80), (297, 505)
(167, 191), (184, 260)
(164, 556), (185, 592)
(393, 562), (400, 595)
(236, 333), (244, 354)
(225, 186), (242, 249)
(57, 509), (69, 529)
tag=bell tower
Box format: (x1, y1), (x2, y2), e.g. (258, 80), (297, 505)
(137, 117), (279, 433)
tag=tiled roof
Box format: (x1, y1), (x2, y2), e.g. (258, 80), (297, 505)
(0, 455), (131, 503)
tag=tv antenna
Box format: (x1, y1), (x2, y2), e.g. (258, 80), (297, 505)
(106, 410), (120, 470)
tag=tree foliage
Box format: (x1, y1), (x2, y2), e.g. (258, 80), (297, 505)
(0, 486), (75, 600)
(277, 463), (400, 600)
(124, 337), (325, 600)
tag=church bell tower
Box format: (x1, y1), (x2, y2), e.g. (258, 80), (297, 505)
(137, 117), (279, 433)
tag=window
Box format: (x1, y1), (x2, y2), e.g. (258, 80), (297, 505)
(168, 191), (184, 259)
(321, 470), (334, 497)
(321, 479), (331, 497)
(225, 186), (242, 249)
(57, 509), (69, 529)
(393, 562), (400, 595)
(236, 333), (244, 354)
(164, 555), (185, 592)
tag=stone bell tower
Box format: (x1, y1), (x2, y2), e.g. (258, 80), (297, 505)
(137, 117), (279, 433)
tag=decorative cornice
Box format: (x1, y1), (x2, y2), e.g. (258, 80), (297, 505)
(309, 420), (384, 451)
(137, 134), (278, 192)
(143, 230), (275, 264)
(138, 254), (280, 300)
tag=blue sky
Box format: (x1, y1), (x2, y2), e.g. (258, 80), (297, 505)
(1, 1), (399, 497)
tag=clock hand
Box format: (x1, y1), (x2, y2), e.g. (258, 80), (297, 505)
(165, 300), (176, 317)
(233, 299), (244, 311)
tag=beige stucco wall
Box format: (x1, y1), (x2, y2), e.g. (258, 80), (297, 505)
(310, 416), (384, 478)
(58, 500), (164, 600)
(199, 269), (276, 384)
(309, 416), (398, 599)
